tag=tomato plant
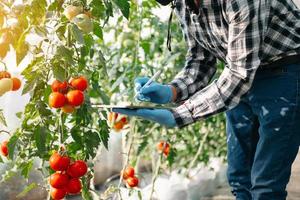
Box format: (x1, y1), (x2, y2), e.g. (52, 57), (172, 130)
(0, 0), (227, 199)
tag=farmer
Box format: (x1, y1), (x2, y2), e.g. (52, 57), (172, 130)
(114, 0), (300, 199)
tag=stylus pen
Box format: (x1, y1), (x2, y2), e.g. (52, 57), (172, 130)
(134, 69), (162, 99)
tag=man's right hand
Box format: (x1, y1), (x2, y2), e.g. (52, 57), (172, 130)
(135, 77), (175, 104)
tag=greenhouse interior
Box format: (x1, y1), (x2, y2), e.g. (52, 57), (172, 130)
(1, 0), (300, 199)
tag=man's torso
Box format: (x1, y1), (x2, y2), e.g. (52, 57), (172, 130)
(175, 0), (300, 66)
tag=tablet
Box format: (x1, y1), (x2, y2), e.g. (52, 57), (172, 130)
(91, 104), (173, 109)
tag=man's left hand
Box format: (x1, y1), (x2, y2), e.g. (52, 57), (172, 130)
(112, 108), (177, 128)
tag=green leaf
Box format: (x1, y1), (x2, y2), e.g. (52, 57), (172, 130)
(71, 24), (84, 44)
(0, 156), (3, 163)
(112, 0), (130, 19)
(15, 28), (30, 65)
(20, 160), (34, 178)
(56, 46), (75, 65)
(81, 186), (93, 200)
(16, 183), (37, 198)
(71, 129), (83, 146)
(0, 109), (7, 127)
(93, 22), (103, 39)
(98, 89), (110, 105)
(98, 120), (109, 149)
(22, 78), (37, 95)
(52, 63), (67, 81)
(16, 112), (23, 119)
(34, 126), (47, 157)
(137, 139), (148, 155)
(138, 191), (142, 200)
(7, 135), (19, 160)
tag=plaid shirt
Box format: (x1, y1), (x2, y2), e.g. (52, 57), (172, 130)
(170, 0), (300, 128)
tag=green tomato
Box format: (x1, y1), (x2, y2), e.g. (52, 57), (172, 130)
(73, 14), (93, 33)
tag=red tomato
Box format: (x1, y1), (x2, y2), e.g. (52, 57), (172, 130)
(121, 166), (135, 180)
(50, 172), (69, 189)
(49, 152), (70, 171)
(70, 77), (88, 91)
(66, 90), (84, 107)
(157, 141), (170, 156)
(126, 176), (139, 188)
(0, 140), (8, 157)
(51, 80), (68, 93)
(50, 187), (67, 200)
(67, 160), (88, 178)
(66, 178), (82, 194)
(0, 71), (11, 79)
(11, 77), (21, 91)
(120, 117), (127, 124)
(49, 92), (66, 108)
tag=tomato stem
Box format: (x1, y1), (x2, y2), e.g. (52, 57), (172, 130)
(0, 60), (7, 71)
(0, 130), (10, 135)
(149, 146), (163, 200)
(59, 111), (64, 147)
(185, 130), (209, 178)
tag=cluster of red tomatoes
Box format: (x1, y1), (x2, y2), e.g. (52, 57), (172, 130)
(157, 141), (170, 157)
(107, 112), (128, 132)
(49, 152), (88, 200)
(49, 76), (88, 113)
(121, 166), (139, 188)
(0, 71), (21, 96)
(0, 140), (8, 157)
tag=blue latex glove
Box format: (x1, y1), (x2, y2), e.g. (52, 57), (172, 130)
(135, 77), (173, 104)
(112, 108), (177, 128)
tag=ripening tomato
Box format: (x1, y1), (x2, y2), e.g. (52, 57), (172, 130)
(0, 71), (11, 79)
(66, 90), (84, 107)
(50, 187), (67, 200)
(11, 77), (21, 91)
(0, 140), (8, 157)
(70, 77), (88, 91)
(50, 172), (69, 189)
(113, 121), (125, 131)
(157, 141), (170, 156)
(64, 5), (83, 21)
(121, 166), (135, 180)
(126, 176), (139, 188)
(49, 152), (70, 171)
(61, 104), (75, 114)
(49, 92), (67, 108)
(67, 160), (88, 178)
(66, 178), (82, 194)
(51, 80), (68, 93)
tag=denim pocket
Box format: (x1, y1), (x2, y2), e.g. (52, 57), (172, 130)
(249, 70), (298, 137)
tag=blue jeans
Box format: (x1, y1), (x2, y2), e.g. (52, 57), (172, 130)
(226, 63), (300, 200)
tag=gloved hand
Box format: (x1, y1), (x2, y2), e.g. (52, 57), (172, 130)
(135, 77), (173, 104)
(112, 108), (177, 128)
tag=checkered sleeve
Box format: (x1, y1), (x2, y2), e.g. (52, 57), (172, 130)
(172, 0), (263, 127)
(169, 18), (217, 103)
